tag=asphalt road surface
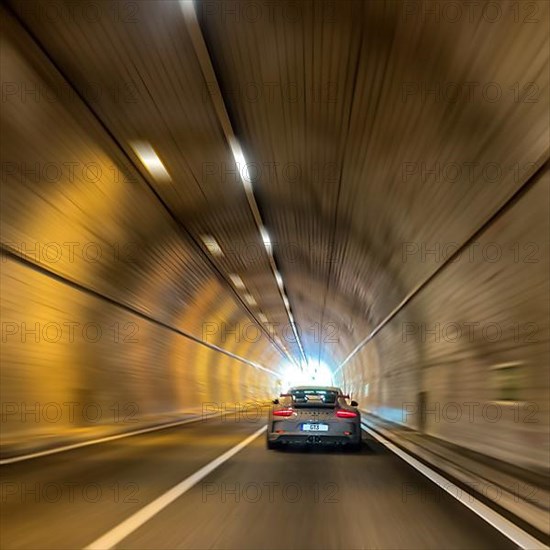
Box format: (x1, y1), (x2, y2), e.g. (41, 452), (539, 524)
(0, 414), (516, 549)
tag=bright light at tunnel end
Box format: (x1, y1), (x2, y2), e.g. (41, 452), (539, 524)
(278, 360), (334, 391)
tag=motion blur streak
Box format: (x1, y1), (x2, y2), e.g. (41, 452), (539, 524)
(0, 1), (548, 549)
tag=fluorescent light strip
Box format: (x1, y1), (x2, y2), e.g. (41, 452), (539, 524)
(131, 141), (171, 181)
(244, 293), (257, 307)
(228, 273), (246, 290)
(178, 0), (307, 367)
(200, 235), (223, 257)
(179, 0), (195, 16)
(229, 138), (252, 191)
(260, 226), (272, 253)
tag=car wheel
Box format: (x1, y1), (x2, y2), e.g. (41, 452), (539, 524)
(266, 438), (279, 450)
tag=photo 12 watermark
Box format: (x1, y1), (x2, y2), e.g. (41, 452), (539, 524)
(401, 161), (538, 184)
(202, 481), (339, 504)
(201, 160), (340, 185)
(402, 480), (538, 505)
(1, 401), (140, 424)
(401, 321), (539, 344)
(401, 81), (540, 104)
(15, 1), (140, 24)
(197, 1), (337, 24)
(201, 321), (340, 344)
(402, 401), (539, 424)
(199, 238), (339, 267)
(401, 241), (540, 264)
(1, 161), (137, 185)
(1, 321), (139, 344)
(1, 481), (140, 504)
(2, 241), (138, 265)
(202, 81), (338, 104)
(2, 80), (139, 105)
(201, 402), (271, 422)
(400, 2), (541, 25)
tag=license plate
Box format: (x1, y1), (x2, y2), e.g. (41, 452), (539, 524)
(301, 423), (329, 432)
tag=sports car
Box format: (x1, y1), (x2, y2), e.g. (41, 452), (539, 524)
(266, 386), (361, 450)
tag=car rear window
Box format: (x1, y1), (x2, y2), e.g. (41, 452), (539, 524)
(287, 389), (339, 408)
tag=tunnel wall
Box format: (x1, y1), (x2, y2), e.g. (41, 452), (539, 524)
(339, 166), (549, 473)
(1, 257), (280, 451)
(0, 19), (283, 454)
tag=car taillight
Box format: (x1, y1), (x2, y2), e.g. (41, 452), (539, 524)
(336, 410), (357, 418)
(273, 409), (294, 417)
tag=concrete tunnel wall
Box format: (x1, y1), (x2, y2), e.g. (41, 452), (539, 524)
(338, 165), (549, 473)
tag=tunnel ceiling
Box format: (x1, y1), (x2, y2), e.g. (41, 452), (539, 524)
(7, 0), (549, 371)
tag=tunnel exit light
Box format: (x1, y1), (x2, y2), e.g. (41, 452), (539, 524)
(130, 141), (171, 181)
(279, 360), (334, 389)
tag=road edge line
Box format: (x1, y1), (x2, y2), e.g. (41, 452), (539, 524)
(0, 412), (226, 466)
(362, 423), (548, 550)
(84, 425), (267, 550)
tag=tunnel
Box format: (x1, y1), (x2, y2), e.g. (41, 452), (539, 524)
(0, 1), (549, 549)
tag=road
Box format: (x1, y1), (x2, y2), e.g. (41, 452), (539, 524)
(0, 414), (515, 549)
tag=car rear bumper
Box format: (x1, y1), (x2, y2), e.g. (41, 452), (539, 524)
(267, 432), (360, 446)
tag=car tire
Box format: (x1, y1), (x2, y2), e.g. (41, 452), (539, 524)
(348, 440), (362, 451)
(266, 438), (279, 450)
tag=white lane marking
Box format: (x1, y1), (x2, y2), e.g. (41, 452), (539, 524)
(0, 412), (225, 466)
(362, 423), (548, 550)
(84, 425), (267, 550)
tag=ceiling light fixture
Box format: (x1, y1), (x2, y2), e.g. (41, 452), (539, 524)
(229, 138), (252, 191)
(179, 0), (195, 16)
(228, 273), (246, 290)
(130, 141), (171, 181)
(244, 293), (257, 306)
(200, 235), (223, 256)
(260, 226), (272, 254)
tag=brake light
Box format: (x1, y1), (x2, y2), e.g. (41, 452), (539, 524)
(336, 410), (357, 418)
(273, 409), (294, 417)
